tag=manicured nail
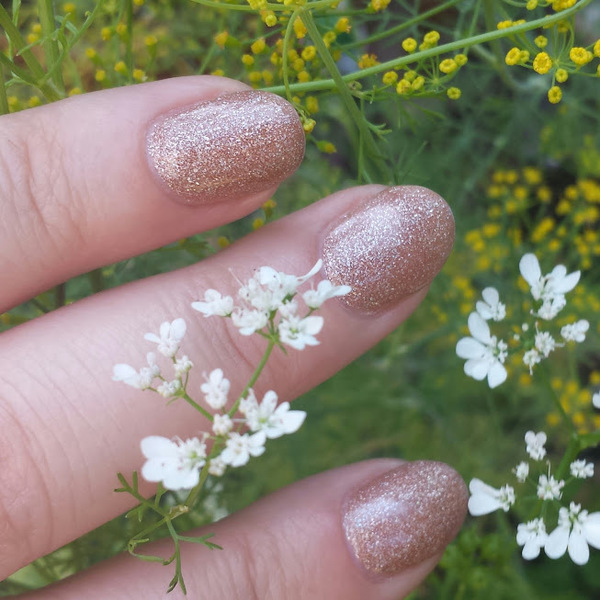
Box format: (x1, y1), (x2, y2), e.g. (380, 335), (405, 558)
(322, 186), (455, 311)
(146, 90), (305, 204)
(342, 461), (468, 577)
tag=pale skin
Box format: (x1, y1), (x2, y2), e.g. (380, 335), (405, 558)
(1, 76), (449, 598)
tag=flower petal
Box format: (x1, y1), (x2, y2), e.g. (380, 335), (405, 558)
(519, 253), (541, 287)
(545, 526), (569, 559)
(568, 530), (590, 565)
(584, 513), (600, 549)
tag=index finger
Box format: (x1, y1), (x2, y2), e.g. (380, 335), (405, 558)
(0, 76), (305, 311)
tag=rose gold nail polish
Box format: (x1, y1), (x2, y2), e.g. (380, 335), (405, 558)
(146, 90), (305, 204)
(342, 461), (468, 576)
(322, 186), (455, 311)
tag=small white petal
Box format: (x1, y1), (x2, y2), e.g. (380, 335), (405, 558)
(568, 530), (590, 565)
(545, 526), (570, 559)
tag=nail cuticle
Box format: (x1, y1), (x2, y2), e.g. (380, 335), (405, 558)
(146, 90), (305, 205)
(342, 461), (468, 578)
(321, 186), (455, 312)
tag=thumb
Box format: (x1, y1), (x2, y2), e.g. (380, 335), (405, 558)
(28, 460), (468, 599)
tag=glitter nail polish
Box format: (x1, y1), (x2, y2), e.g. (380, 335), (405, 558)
(146, 90), (305, 204)
(342, 461), (468, 577)
(322, 186), (455, 311)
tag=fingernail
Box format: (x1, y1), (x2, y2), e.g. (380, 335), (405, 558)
(342, 461), (468, 577)
(146, 90), (305, 205)
(322, 186), (455, 311)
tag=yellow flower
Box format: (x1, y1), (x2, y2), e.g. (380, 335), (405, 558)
(292, 58), (305, 71)
(402, 37), (417, 53)
(447, 87), (461, 99)
(534, 36), (548, 48)
(594, 39), (600, 58)
(370, 0), (391, 11)
(85, 47), (97, 59)
(241, 54), (254, 66)
(547, 85), (562, 104)
(454, 54), (468, 66)
(251, 38), (266, 54)
(297, 70), (311, 82)
(569, 47), (593, 66)
(145, 34), (158, 47)
(133, 69), (146, 82)
(358, 53), (379, 69)
(303, 118), (316, 133)
(522, 167), (542, 185)
(396, 79), (412, 95)
(322, 31), (337, 48)
(301, 46), (317, 61)
(526, 0), (538, 9)
(294, 17), (307, 39)
(555, 68), (568, 83)
(114, 61), (128, 75)
(423, 31), (440, 46)
(505, 47), (521, 65)
(217, 236), (230, 249)
(412, 76), (425, 91)
(552, 0), (576, 11)
(519, 50), (530, 63)
(248, 71), (262, 84)
(63, 3), (76, 14)
(382, 71), (398, 85)
(533, 52), (552, 74)
(305, 96), (319, 114)
(439, 58), (457, 74)
(95, 69), (106, 82)
(335, 17), (351, 33)
(404, 70), (417, 82)
(497, 20), (513, 29)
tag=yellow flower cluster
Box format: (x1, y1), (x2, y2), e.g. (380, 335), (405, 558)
(547, 375), (600, 434)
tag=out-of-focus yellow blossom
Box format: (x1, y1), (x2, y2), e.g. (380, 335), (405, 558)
(547, 85), (562, 104)
(533, 52), (553, 74)
(402, 38), (417, 53)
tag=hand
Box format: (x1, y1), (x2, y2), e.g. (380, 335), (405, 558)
(0, 76), (467, 599)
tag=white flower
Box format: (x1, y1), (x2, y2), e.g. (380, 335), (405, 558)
(476, 287), (506, 321)
(302, 280), (352, 309)
(517, 518), (548, 560)
(201, 368), (230, 410)
(220, 431), (266, 467)
(514, 461), (530, 483)
(456, 312), (508, 388)
(525, 430), (547, 461)
(545, 502), (600, 565)
(174, 355), (193, 378)
(523, 349), (541, 374)
(144, 318), (187, 358)
(534, 330), (556, 357)
(537, 474), (564, 500)
(208, 455), (227, 477)
(561, 320), (589, 343)
(212, 413), (233, 436)
(279, 314), (324, 350)
(570, 459), (594, 479)
(468, 479), (515, 515)
(191, 289), (234, 317)
(112, 352), (160, 389)
(140, 435), (207, 491)
(519, 253), (580, 320)
(231, 308), (269, 336)
(157, 379), (182, 399)
(240, 389), (306, 439)
(593, 392), (600, 409)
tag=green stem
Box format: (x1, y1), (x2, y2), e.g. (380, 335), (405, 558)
(0, 3), (61, 101)
(300, 9), (383, 179)
(554, 433), (582, 481)
(0, 64), (9, 115)
(343, 0), (462, 50)
(182, 392), (213, 420)
(483, 0), (518, 90)
(281, 8), (300, 105)
(38, 0), (64, 93)
(265, 0), (593, 94)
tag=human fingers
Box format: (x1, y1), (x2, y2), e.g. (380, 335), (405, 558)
(22, 460), (468, 600)
(0, 184), (454, 577)
(0, 76), (305, 311)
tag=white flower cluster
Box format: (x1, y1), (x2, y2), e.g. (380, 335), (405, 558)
(456, 253), (588, 388)
(112, 261), (351, 492)
(191, 259), (351, 350)
(468, 430), (599, 565)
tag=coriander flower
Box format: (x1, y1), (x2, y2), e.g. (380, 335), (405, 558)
(456, 312), (508, 388)
(212, 413), (233, 436)
(240, 389), (306, 439)
(174, 355), (193, 378)
(279, 314), (324, 350)
(201, 368), (230, 410)
(570, 460), (594, 479)
(593, 392), (600, 409)
(534, 330), (557, 357)
(208, 455), (227, 477)
(561, 320), (589, 343)
(141, 435), (207, 491)
(476, 287), (506, 321)
(144, 318), (187, 358)
(219, 431), (266, 467)
(468, 478), (515, 515)
(537, 474), (564, 500)
(545, 502), (600, 565)
(523, 349), (541, 374)
(157, 379), (182, 399)
(525, 430), (547, 461)
(302, 280), (352, 309)
(517, 518), (548, 560)
(191, 289), (234, 317)
(519, 253), (580, 320)
(514, 461), (530, 483)
(112, 352), (160, 389)
(231, 307), (269, 336)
